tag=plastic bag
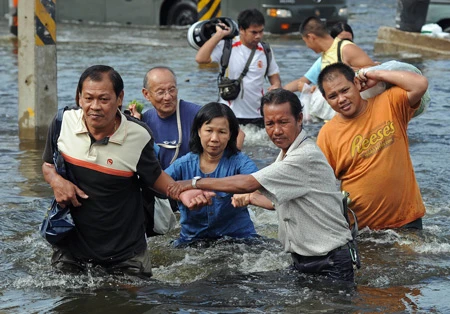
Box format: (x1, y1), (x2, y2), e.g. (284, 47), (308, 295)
(360, 60), (430, 117)
(153, 197), (177, 235)
(300, 83), (336, 121)
(40, 199), (75, 245)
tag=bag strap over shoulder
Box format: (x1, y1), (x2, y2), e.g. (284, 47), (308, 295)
(220, 39), (272, 78)
(156, 100), (182, 165)
(52, 106), (68, 154)
(52, 106), (77, 183)
(237, 46), (256, 83)
(337, 38), (351, 63)
(220, 38), (233, 77)
(261, 41), (271, 78)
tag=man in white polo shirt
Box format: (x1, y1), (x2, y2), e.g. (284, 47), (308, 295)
(196, 8), (281, 128)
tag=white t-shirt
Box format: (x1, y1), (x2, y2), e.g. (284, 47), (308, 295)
(211, 36), (280, 119)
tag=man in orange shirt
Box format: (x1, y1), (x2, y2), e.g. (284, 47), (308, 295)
(316, 63), (428, 230)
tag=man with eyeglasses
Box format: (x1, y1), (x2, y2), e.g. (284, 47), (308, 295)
(133, 66), (201, 170)
(127, 66), (201, 220)
(196, 8), (281, 128)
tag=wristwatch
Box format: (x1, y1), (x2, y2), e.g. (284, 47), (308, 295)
(192, 176), (202, 189)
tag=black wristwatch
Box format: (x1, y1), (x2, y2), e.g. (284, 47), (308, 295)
(192, 176), (202, 189)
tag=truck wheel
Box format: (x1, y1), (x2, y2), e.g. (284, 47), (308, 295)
(167, 0), (198, 26)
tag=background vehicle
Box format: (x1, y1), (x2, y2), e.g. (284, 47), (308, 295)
(426, 0), (450, 32)
(221, 0), (348, 34)
(56, 0), (198, 27)
(2, 0), (348, 34)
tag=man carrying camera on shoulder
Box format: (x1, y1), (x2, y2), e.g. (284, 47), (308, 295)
(195, 8), (281, 128)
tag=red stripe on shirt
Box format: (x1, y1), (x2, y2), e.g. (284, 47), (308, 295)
(232, 41), (264, 51)
(61, 153), (135, 177)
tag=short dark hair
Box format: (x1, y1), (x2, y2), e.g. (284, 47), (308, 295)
(143, 66), (177, 89)
(317, 63), (355, 97)
(189, 102), (240, 156)
(299, 16), (328, 38)
(238, 8), (265, 30)
(329, 22), (354, 40)
(260, 88), (303, 119)
(76, 65), (123, 105)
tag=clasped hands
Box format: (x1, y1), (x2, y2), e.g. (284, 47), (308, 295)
(167, 181), (251, 210)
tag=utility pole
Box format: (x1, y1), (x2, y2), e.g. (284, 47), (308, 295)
(18, 0), (57, 141)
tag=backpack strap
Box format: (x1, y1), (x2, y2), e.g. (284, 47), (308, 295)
(337, 38), (351, 63)
(261, 41), (272, 78)
(220, 38), (232, 77)
(52, 106), (77, 183)
(221, 39), (272, 78)
(52, 106), (66, 153)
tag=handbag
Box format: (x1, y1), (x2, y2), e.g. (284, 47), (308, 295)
(40, 107), (76, 245)
(40, 199), (75, 245)
(218, 77), (241, 101)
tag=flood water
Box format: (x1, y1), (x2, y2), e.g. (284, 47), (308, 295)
(1, 0), (450, 313)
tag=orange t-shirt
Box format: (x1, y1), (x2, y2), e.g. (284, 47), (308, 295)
(317, 87), (425, 229)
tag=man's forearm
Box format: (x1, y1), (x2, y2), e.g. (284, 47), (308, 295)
(195, 34), (222, 64)
(196, 174), (261, 194)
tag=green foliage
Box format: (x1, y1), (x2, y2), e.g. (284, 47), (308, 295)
(128, 99), (145, 113)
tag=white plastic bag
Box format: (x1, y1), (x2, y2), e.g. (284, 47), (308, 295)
(153, 197), (177, 235)
(299, 83), (312, 123)
(300, 83), (336, 121)
(360, 60), (430, 117)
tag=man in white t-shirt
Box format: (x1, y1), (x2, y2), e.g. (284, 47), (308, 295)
(196, 8), (281, 128)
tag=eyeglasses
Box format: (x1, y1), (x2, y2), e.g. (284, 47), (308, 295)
(150, 87), (177, 98)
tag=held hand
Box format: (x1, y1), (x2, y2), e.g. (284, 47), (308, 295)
(180, 190), (216, 210)
(167, 179), (193, 200)
(128, 103), (142, 120)
(215, 22), (232, 38)
(231, 193), (251, 207)
(356, 68), (378, 91)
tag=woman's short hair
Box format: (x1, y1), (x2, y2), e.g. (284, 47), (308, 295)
(189, 102), (240, 156)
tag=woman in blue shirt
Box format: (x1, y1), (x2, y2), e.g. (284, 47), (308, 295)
(165, 102), (258, 247)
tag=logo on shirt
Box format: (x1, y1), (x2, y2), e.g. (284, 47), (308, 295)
(351, 121), (395, 158)
(107, 158), (113, 165)
(257, 60), (263, 69)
